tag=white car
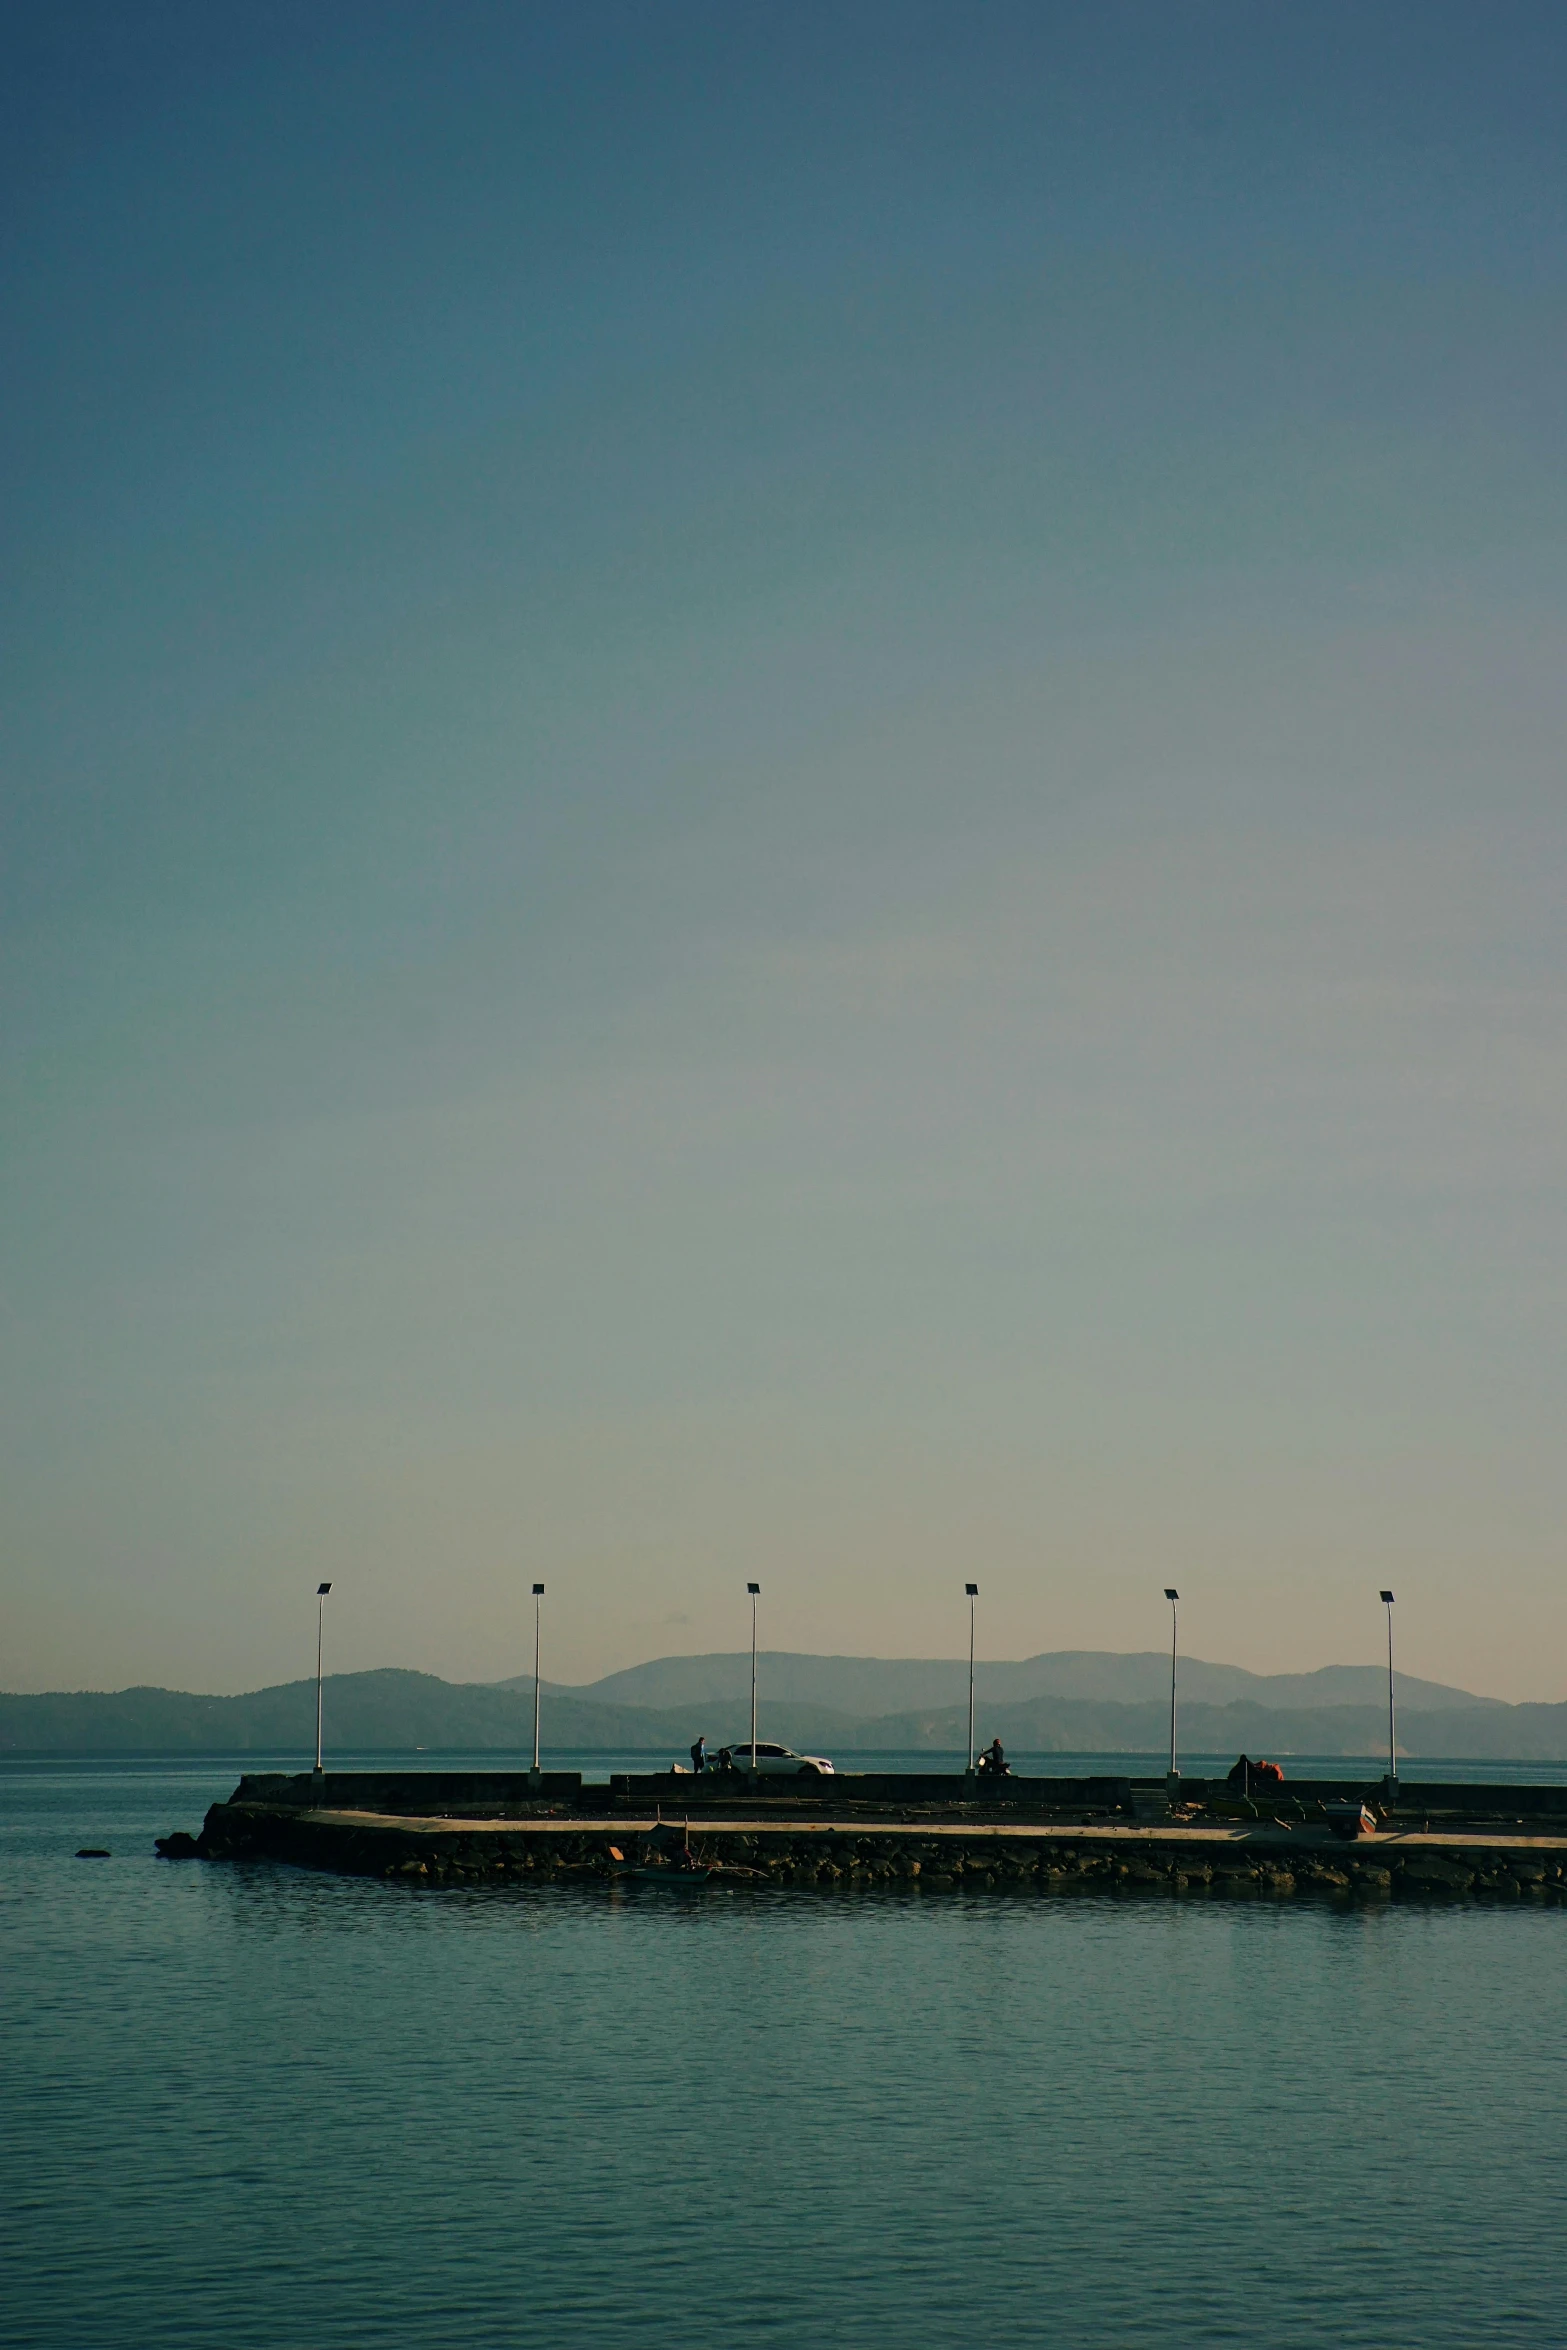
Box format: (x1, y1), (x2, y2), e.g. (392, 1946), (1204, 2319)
(724, 1741), (835, 1778)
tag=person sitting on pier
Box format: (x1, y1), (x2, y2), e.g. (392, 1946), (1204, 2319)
(690, 1736), (708, 1774)
(1226, 1754), (1283, 1794)
(976, 1737), (1010, 1778)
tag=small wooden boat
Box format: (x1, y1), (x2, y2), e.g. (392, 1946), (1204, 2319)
(607, 1843), (713, 1887)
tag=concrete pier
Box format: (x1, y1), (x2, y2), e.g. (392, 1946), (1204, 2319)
(174, 1769), (1567, 1900)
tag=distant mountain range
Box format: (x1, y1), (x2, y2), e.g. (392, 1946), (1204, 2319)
(3, 1647), (1565, 1760)
(522, 1648), (1509, 1716)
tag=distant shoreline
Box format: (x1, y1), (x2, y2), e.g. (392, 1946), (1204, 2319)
(6, 1655), (1566, 1761)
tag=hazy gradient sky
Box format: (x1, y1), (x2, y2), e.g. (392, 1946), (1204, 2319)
(4, 2), (1566, 1698)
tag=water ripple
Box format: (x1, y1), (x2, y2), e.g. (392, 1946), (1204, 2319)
(4, 1762), (1563, 2348)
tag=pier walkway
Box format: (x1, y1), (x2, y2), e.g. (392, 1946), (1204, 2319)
(295, 1805), (1567, 1857)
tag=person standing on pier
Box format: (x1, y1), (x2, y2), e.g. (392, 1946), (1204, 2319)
(690, 1736), (708, 1774)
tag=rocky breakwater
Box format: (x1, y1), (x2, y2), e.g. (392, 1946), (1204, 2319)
(166, 1799), (1567, 1903)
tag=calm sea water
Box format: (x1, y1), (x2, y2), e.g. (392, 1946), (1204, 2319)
(5, 1757), (1565, 2349)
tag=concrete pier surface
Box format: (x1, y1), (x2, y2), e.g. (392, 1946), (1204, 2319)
(166, 1769), (1567, 1899)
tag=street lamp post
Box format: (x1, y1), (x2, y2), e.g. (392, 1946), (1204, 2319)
(314, 1582), (332, 1775)
(965, 1584), (978, 1771)
(531, 1583), (545, 1776)
(1380, 1590), (1397, 1794)
(747, 1583), (760, 1777)
(1164, 1589), (1179, 1785)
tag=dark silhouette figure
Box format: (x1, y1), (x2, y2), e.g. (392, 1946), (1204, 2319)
(1226, 1754), (1283, 1793)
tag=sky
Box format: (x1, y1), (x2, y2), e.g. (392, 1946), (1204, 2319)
(3, 1), (1566, 1700)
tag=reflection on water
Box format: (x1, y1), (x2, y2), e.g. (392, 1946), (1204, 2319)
(3, 1759), (1564, 2349)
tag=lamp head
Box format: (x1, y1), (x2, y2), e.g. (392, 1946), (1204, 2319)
(746, 1583), (761, 1599)
(1164, 1588), (1178, 1602)
(317, 1582), (332, 1596)
(532, 1583), (545, 1597)
(1380, 1589), (1394, 1605)
(965, 1583), (978, 1597)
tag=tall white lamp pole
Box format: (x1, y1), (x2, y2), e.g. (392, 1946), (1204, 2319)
(965, 1583), (978, 1770)
(747, 1583), (760, 1775)
(314, 1582), (332, 1775)
(531, 1583), (545, 1774)
(1164, 1588), (1179, 1783)
(1380, 1590), (1397, 1793)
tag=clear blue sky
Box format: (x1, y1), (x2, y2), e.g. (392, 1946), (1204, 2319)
(4, 2), (1566, 1697)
